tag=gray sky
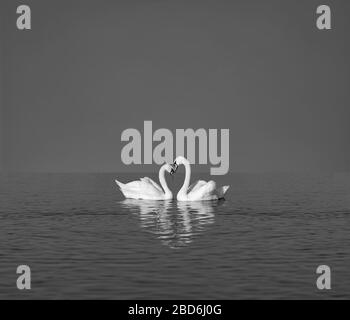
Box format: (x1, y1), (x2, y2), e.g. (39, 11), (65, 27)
(0, 0), (5, 172)
(1, 0), (350, 173)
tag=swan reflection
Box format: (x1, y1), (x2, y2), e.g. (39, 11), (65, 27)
(121, 199), (224, 249)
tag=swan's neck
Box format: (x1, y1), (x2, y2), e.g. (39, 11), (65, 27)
(179, 159), (191, 197)
(159, 166), (172, 198)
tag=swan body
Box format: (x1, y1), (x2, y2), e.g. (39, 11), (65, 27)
(173, 156), (230, 201)
(115, 164), (173, 200)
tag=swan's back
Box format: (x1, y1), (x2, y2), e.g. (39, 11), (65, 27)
(183, 182), (230, 201)
(115, 179), (165, 200)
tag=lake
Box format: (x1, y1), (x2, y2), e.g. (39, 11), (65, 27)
(0, 172), (349, 299)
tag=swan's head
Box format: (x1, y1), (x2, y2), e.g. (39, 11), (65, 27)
(169, 163), (178, 176)
(170, 156), (187, 175)
(163, 163), (176, 176)
(174, 156), (188, 165)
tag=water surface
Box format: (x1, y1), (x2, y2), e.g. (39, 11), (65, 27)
(0, 173), (350, 299)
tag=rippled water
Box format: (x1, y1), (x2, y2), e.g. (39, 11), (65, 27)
(0, 173), (350, 299)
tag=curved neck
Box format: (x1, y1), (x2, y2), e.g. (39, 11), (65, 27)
(179, 159), (191, 196)
(159, 165), (172, 197)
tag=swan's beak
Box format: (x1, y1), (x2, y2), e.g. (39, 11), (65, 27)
(170, 162), (178, 176)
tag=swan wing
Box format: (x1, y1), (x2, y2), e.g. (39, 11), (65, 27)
(187, 180), (207, 194)
(189, 180), (217, 200)
(140, 177), (163, 192)
(127, 179), (162, 195)
(115, 178), (163, 199)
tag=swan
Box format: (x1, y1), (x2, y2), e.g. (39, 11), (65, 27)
(172, 156), (230, 201)
(115, 163), (175, 200)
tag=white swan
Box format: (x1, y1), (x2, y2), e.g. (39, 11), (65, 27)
(115, 164), (175, 200)
(172, 156), (230, 201)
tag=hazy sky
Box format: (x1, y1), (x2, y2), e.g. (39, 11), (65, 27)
(1, 0), (349, 173)
(0, 1), (5, 172)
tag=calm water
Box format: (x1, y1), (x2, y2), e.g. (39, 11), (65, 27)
(0, 172), (350, 299)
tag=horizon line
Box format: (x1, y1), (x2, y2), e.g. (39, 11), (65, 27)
(1, 170), (350, 174)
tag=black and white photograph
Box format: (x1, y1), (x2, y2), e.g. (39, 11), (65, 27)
(0, 0), (350, 311)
